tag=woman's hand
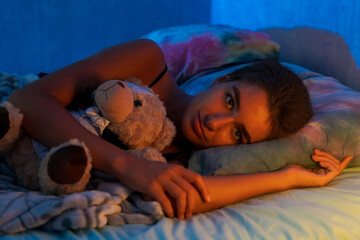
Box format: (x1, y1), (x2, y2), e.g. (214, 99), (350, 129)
(111, 155), (211, 219)
(283, 149), (353, 188)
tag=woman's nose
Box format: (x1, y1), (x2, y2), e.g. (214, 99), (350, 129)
(204, 114), (233, 131)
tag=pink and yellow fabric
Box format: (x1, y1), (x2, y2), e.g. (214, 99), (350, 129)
(144, 24), (280, 84)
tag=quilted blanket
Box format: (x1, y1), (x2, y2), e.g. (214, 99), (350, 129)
(0, 157), (163, 234)
(0, 71), (163, 234)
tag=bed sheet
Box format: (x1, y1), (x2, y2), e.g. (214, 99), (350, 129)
(2, 166), (360, 239)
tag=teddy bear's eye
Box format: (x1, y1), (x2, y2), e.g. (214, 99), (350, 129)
(134, 100), (142, 107)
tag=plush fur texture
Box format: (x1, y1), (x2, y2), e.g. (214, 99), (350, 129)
(0, 78), (175, 195)
(0, 101), (23, 151)
(39, 139), (92, 195)
(5, 133), (41, 190)
(97, 78), (176, 151)
(105, 89), (173, 150)
(1, 102), (92, 193)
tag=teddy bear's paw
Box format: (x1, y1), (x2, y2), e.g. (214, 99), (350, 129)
(39, 139), (92, 195)
(47, 145), (88, 184)
(0, 106), (10, 138)
(0, 101), (23, 152)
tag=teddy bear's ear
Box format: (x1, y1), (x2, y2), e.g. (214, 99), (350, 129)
(151, 118), (176, 151)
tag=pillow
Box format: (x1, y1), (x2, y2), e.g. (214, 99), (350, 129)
(143, 24), (280, 85)
(184, 63), (360, 175)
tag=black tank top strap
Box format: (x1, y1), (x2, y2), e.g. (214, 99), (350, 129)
(148, 64), (168, 88)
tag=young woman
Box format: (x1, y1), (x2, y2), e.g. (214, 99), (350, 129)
(7, 39), (352, 219)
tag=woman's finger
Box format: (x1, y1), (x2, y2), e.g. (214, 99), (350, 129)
(163, 180), (187, 219)
(180, 168), (211, 203)
(313, 149), (335, 158)
(170, 173), (196, 218)
(313, 150), (340, 166)
(339, 155), (354, 171)
(149, 185), (174, 218)
(314, 152), (353, 173)
(312, 155), (340, 170)
(313, 149), (341, 163)
(318, 161), (337, 174)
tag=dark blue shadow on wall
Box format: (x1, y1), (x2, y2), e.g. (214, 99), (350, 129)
(0, 0), (210, 75)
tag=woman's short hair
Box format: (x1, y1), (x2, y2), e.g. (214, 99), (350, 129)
(225, 60), (313, 140)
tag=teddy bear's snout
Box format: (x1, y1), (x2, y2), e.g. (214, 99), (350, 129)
(95, 80), (135, 123)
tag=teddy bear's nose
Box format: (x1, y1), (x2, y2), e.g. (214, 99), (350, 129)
(117, 81), (125, 88)
(134, 100), (142, 107)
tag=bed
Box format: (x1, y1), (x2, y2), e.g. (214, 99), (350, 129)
(1, 25), (360, 239)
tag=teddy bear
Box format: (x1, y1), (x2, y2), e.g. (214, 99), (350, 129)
(0, 77), (176, 195)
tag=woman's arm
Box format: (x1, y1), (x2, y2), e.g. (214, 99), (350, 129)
(188, 150), (353, 217)
(9, 39), (168, 147)
(8, 39), (210, 218)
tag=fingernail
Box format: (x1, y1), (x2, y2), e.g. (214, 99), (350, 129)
(206, 195), (212, 202)
(186, 213), (192, 218)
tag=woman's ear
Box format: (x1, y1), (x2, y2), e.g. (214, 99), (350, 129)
(211, 74), (230, 86)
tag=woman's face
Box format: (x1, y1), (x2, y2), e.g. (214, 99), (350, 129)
(181, 81), (271, 148)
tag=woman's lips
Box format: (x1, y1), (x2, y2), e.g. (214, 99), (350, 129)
(194, 112), (207, 140)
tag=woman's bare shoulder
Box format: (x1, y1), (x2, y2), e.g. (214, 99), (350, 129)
(86, 39), (168, 85)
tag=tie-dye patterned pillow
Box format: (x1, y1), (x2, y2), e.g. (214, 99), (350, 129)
(143, 24), (280, 85)
(186, 63), (360, 175)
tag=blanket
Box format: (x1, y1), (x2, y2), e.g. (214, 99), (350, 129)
(0, 72), (163, 234)
(0, 157), (163, 234)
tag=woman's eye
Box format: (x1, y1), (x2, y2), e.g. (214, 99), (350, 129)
(234, 128), (242, 143)
(225, 94), (234, 109)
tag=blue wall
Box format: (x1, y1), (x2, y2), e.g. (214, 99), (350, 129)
(1, 0), (359, 74)
(211, 0), (360, 66)
(0, 0), (210, 74)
